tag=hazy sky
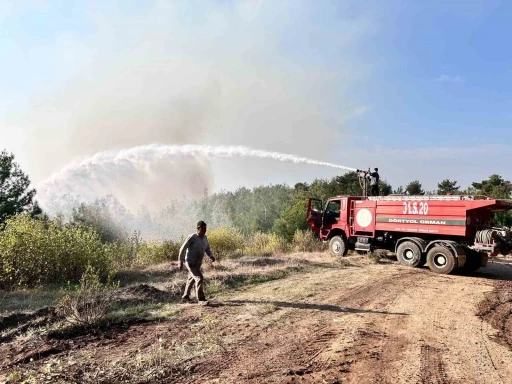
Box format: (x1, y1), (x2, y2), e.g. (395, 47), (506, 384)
(1, 0), (511, 210)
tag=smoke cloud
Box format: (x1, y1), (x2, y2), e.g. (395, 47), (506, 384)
(3, 0), (376, 210)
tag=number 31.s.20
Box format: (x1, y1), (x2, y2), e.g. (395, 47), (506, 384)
(403, 201), (428, 215)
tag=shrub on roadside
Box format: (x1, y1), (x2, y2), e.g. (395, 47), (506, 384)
(57, 265), (118, 326)
(162, 239), (182, 261)
(132, 239), (182, 267)
(245, 232), (289, 256)
(0, 214), (323, 289)
(104, 241), (132, 269)
(207, 227), (245, 259)
(292, 229), (326, 253)
(0, 214), (113, 289)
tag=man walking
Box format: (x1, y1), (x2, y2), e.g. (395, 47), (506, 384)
(179, 220), (215, 305)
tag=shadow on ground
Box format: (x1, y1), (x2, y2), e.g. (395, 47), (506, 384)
(223, 299), (408, 316)
(114, 269), (176, 286)
(478, 258), (512, 281)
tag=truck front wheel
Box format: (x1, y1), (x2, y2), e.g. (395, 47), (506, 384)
(396, 241), (423, 268)
(426, 246), (456, 274)
(329, 235), (348, 257)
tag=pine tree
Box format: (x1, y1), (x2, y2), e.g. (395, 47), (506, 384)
(437, 179), (460, 195)
(0, 149), (41, 224)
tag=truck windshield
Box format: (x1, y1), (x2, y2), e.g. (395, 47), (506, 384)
(324, 200), (341, 224)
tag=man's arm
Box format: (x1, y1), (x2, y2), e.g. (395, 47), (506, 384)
(205, 237), (215, 262)
(178, 234), (193, 268)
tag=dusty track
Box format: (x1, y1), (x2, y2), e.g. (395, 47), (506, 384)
(1, 254), (512, 383)
(185, 257), (512, 384)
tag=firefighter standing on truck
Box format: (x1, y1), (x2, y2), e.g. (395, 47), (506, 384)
(178, 220), (215, 305)
(369, 168), (380, 196)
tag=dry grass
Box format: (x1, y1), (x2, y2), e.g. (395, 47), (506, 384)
(0, 251), (348, 320)
(245, 302), (279, 316)
(89, 314), (226, 383)
(336, 257), (353, 267)
(56, 266), (118, 326)
(292, 230), (327, 253)
(202, 257), (310, 296)
(0, 288), (62, 314)
(3, 312), (228, 384)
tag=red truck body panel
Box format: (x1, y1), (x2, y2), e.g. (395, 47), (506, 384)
(354, 199), (470, 237)
(308, 195), (512, 240)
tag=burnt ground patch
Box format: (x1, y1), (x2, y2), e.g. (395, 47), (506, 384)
(477, 280), (512, 350)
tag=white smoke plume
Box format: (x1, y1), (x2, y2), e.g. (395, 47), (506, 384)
(2, 1), (374, 192)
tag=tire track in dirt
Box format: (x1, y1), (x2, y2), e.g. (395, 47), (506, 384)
(279, 269), (423, 383)
(420, 277), (458, 384)
(336, 269), (421, 308)
(419, 344), (450, 384)
(479, 320), (506, 384)
(285, 270), (413, 378)
(165, 263), (424, 383)
(216, 261), (512, 384)
(475, 278), (512, 384)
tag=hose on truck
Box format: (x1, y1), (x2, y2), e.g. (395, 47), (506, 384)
(475, 229), (512, 255)
(475, 229), (494, 244)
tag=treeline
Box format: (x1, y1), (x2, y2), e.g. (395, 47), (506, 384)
(2, 148), (512, 239)
(67, 170), (512, 243)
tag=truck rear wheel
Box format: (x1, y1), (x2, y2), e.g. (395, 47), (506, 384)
(329, 235), (348, 257)
(461, 249), (483, 272)
(426, 246), (456, 274)
(396, 241), (423, 268)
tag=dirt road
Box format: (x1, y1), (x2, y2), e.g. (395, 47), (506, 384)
(2, 254), (512, 383)
(184, 256), (512, 384)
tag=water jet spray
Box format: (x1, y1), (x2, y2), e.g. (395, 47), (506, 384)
(36, 144), (358, 213)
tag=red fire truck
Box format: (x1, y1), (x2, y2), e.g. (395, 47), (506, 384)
(306, 193), (512, 274)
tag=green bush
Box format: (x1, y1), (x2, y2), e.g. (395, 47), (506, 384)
(207, 227), (245, 259)
(0, 214), (112, 289)
(104, 241), (132, 269)
(245, 232), (289, 256)
(292, 230), (326, 253)
(272, 195), (310, 242)
(162, 240), (182, 261)
(132, 239), (181, 267)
